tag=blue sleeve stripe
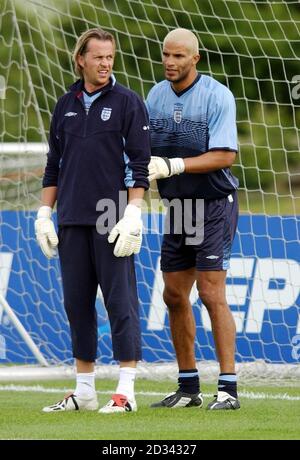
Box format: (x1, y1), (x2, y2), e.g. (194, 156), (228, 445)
(123, 152), (135, 188)
(208, 147), (238, 153)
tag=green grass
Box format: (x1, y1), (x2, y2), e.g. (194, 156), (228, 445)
(0, 379), (299, 440)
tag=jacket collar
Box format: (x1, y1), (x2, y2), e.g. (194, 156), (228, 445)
(68, 74), (116, 94)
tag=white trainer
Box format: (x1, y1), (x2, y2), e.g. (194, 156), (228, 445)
(206, 391), (240, 410)
(98, 393), (137, 414)
(42, 392), (99, 412)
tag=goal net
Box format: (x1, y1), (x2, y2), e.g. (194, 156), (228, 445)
(0, 0), (299, 383)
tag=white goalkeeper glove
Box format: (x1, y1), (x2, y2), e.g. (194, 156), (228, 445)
(35, 206), (59, 259)
(108, 204), (143, 257)
(148, 156), (185, 181)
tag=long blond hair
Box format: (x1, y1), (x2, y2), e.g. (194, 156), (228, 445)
(72, 28), (116, 78)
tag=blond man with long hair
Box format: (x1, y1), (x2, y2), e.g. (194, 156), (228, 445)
(36, 28), (151, 414)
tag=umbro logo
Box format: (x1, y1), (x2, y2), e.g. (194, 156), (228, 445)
(64, 112), (77, 117)
(206, 255), (220, 259)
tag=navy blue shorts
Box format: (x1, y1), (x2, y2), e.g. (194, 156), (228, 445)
(58, 226), (141, 362)
(161, 192), (238, 272)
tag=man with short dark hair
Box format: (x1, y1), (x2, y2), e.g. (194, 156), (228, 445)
(146, 28), (240, 410)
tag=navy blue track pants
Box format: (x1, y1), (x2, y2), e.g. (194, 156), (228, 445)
(58, 226), (142, 362)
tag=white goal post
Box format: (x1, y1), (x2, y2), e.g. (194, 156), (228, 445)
(0, 0), (299, 383)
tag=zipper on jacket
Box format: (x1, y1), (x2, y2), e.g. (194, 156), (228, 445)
(75, 90), (106, 137)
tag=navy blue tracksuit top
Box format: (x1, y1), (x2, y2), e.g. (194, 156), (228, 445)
(43, 77), (151, 225)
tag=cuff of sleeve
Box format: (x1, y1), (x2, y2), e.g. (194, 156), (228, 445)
(127, 179), (149, 191)
(208, 147), (238, 153)
(42, 179), (58, 188)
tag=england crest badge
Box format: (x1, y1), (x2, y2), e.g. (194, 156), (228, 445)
(101, 107), (112, 121)
(173, 103), (183, 124)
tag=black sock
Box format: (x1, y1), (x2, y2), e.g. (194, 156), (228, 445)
(178, 369), (200, 394)
(218, 373), (237, 398)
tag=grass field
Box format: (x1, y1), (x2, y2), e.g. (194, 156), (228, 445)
(0, 379), (299, 440)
